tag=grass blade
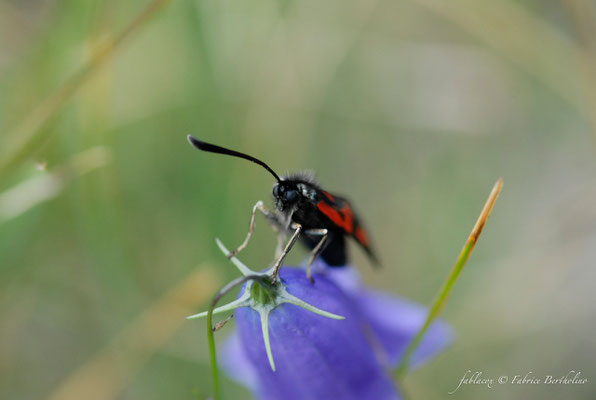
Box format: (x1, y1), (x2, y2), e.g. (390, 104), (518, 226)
(395, 178), (503, 379)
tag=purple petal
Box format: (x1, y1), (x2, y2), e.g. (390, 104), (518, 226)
(219, 330), (257, 390)
(355, 289), (453, 368)
(323, 265), (453, 368)
(233, 268), (400, 400)
(220, 263), (452, 398)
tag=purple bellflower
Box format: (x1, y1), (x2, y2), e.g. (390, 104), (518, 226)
(188, 239), (452, 400)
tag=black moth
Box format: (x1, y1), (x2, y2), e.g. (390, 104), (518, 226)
(187, 135), (379, 282)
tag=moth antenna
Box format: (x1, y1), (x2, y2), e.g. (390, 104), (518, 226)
(187, 135), (281, 182)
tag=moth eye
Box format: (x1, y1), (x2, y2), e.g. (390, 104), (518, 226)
(286, 190), (298, 202)
(273, 185), (280, 197)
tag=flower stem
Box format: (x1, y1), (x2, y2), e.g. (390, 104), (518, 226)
(394, 178), (503, 379)
(206, 274), (264, 400)
(206, 308), (219, 400)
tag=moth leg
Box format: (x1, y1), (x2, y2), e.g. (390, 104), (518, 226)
(274, 231), (286, 260)
(269, 219), (286, 260)
(227, 201), (281, 259)
(303, 229), (329, 283)
(271, 223), (303, 284)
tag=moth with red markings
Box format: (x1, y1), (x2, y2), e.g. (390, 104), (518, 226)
(187, 135), (379, 282)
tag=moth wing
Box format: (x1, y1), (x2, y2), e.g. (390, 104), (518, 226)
(316, 191), (380, 266)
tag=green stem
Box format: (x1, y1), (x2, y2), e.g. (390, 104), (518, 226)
(206, 307), (219, 400)
(395, 178), (503, 379)
(206, 275), (263, 400)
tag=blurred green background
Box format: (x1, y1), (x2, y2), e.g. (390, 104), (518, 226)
(1, 0), (595, 399)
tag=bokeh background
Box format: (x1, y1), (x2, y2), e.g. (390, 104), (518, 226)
(1, 0), (596, 399)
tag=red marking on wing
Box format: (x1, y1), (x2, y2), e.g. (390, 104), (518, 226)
(318, 197), (377, 264)
(322, 191), (335, 202)
(317, 202), (344, 228)
(317, 201), (355, 234)
(355, 227), (369, 247)
(339, 205), (354, 234)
